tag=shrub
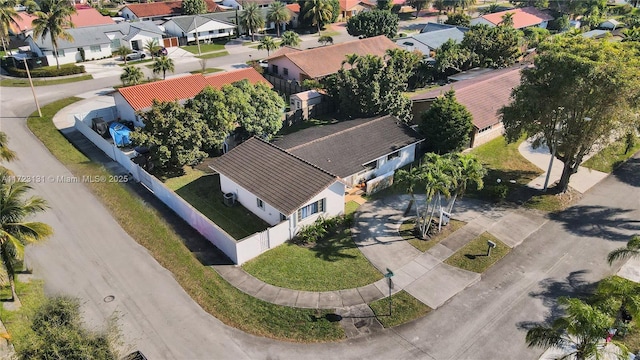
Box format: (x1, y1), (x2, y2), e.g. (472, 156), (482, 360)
(290, 215), (350, 245)
(5, 64), (86, 78)
(489, 184), (509, 202)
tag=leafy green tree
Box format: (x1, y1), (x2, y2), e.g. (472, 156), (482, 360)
(120, 65), (143, 86)
(144, 38), (161, 59)
(222, 80), (284, 139)
(152, 55), (175, 80)
(346, 9), (399, 39)
(501, 37), (640, 192)
(0, 170), (53, 301)
(526, 297), (628, 360)
(280, 30), (300, 47)
(444, 12), (470, 26)
(318, 35), (333, 45)
(409, 0), (431, 18)
(303, 0), (333, 33)
(435, 38), (471, 73)
(267, 1), (291, 37)
(182, 0), (206, 15)
(509, 0), (548, 8)
(257, 35), (277, 55)
(479, 3), (501, 14)
(377, 0), (392, 10)
(113, 45), (132, 64)
(17, 296), (118, 359)
(0, 131), (17, 162)
(523, 27), (550, 48)
(31, 0), (77, 69)
(461, 24), (522, 68)
(622, 27), (640, 42)
(329, 0), (340, 22)
(0, 0), (21, 56)
(593, 276), (640, 331)
(608, 235), (640, 265)
(419, 89), (473, 153)
(240, 3), (265, 41)
(131, 100), (211, 173)
(188, 86), (237, 151)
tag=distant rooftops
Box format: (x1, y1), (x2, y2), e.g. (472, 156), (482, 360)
(473, 7), (553, 29)
(123, 0), (222, 18)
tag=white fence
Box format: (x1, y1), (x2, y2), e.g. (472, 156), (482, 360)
(74, 114), (293, 264)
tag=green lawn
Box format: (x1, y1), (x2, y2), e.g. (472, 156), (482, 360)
(369, 290), (432, 328)
(444, 232), (509, 273)
(276, 117), (339, 137)
(190, 67), (224, 74)
(319, 30), (340, 37)
(0, 74), (93, 87)
(400, 218), (466, 252)
(26, 98), (345, 342)
(345, 200), (360, 216)
(118, 59), (154, 67)
(242, 225), (383, 291)
(524, 188), (580, 212)
(0, 280), (47, 351)
(582, 134), (640, 173)
(196, 51), (229, 59)
(182, 43), (226, 54)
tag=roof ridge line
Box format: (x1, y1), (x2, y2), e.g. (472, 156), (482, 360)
(254, 137), (339, 179)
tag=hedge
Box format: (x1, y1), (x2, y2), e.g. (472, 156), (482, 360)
(5, 64), (86, 78)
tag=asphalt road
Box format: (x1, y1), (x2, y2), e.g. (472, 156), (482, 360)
(1, 31), (639, 359)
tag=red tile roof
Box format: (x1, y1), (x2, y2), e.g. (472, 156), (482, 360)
(10, 7), (114, 34)
(117, 68), (271, 111)
(286, 3), (300, 13)
(412, 67), (524, 129)
(339, 0), (374, 11)
(124, 0), (221, 18)
(479, 7), (553, 29)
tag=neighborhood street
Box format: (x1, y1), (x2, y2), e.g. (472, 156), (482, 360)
(1, 25), (639, 359)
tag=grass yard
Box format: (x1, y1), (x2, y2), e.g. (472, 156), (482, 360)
(444, 232), (509, 273)
(0, 74), (93, 87)
(345, 201), (360, 216)
(26, 98), (345, 342)
(196, 51), (229, 59)
(582, 134), (640, 173)
(190, 67), (224, 74)
(0, 280), (47, 351)
(118, 59), (153, 67)
(400, 218), (466, 252)
(182, 43), (225, 54)
(242, 225), (382, 291)
(319, 30), (340, 37)
(524, 188), (581, 212)
(276, 117), (339, 137)
(369, 290), (432, 328)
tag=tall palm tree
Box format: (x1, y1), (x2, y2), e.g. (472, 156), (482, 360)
(113, 45), (132, 64)
(526, 297), (628, 360)
(152, 56), (174, 80)
(120, 65), (143, 86)
(500, 12), (514, 27)
(304, 0), (333, 34)
(608, 235), (640, 265)
(0, 170), (53, 301)
(240, 3), (264, 41)
(280, 30), (300, 47)
(420, 153), (453, 236)
(445, 153), (485, 213)
(31, 0), (77, 70)
(594, 276), (640, 326)
(267, 1), (290, 37)
(257, 36), (277, 56)
(144, 38), (161, 60)
(0, 132), (17, 163)
(0, 0), (21, 56)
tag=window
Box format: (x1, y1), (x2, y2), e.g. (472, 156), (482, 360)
(90, 45), (101, 53)
(110, 38), (120, 49)
(478, 125), (492, 133)
(283, 68), (289, 76)
(56, 49), (65, 57)
(218, 29), (226, 34)
(297, 199), (325, 221)
(363, 160), (377, 171)
(209, 30), (215, 34)
(387, 151), (400, 161)
(271, 64), (278, 74)
(257, 198), (265, 209)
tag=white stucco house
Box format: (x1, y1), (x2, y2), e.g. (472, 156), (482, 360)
(163, 15), (236, 43)
(26, 21), (163, 66)
(219, 0), (274, 10)
(209, 137), (345, 232)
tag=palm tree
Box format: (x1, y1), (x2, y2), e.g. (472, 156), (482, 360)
(318, 35), (333, 45)
(240, 3), (264, 42)
(445, 153), (485, 214)
(526, 297), (628, 360)
(144, 38), (161, 60)
(152, 56), (174, 80)
(594, 276), (640, 327)
(500, 12), (514, 27)
(0, 170), (53, 301)
(267, 1), (291, 37)
(280, 30), (300, 47)
(120, 65), (143, 86)
(608, 235), (640, 265)
(0, 132), (17, 163)
(113, 45), (132, 64)
(31, 0), (77, 69)
(304, 0), (333, 34)
(257, 36), (277, 56)
(0, 0), (21, 56)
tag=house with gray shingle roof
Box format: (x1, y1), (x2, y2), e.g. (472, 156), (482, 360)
(26, 21), (163, 66)
(395, 23), (468, 58)
(163, 15), (236, 43)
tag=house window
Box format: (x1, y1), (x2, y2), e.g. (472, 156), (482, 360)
(478, 125), (492, 133)
(271, 64), (278, 74)
(209, 30), (215, 34)
(90, 45), (101, 53)
(387, 151), (400, 161)
(297, 198), (325, 221)
(363, 160), (377, 171)
(283, 68), (289, 76)
(257, 198), (265, 209)
(110, 38), (120, 49)
(55, 49), (65, 57)
(219, 29), (226, 33)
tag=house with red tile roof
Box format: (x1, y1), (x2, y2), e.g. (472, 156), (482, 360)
(120, 0), (222, 22)
(339, 0), (375, 20)
(266, 35), (399, 82)
(470, 7), (553, 29)
(411, 66), (524, 148)
(114, 68), (271, 126)
(10, 6), (114, 39)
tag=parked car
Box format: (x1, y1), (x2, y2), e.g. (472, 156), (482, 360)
(125, 50), (146, 61)
(154, 47), (168, 57)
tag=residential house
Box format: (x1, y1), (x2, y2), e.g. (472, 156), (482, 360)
(396, 23), (468, 57)
(114, 67), (271, 126)
(26, 21), (164, 66)
(599, 19), (622, 30)
(218, 0), (274, 9)
(266, 35), (399, 82)
(273, 115), (424, 187)
(208, 137), (345, 230)
(164, 15), (236, 44)
(290, 90), (322, 110)
(286, 3), (300, 28)
(120, 0), (222, 22)
(339, 0), (374, 20)
(9, 5), (114, 39)
(411, 66), (523, 148)
(204, 7), (276, 35)
(470, 7), (553, 29)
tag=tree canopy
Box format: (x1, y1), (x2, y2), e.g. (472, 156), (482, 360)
(188, 86), (237, 151)
(419, 89), (474, 153)
(31, 0), (76, 69)
(302, 0), (333, 33)
(500, 36), (640, 192)
(223, 80), (284, 139)
(266, 1), (291, 37)
(461, 24), (522, 68)
(182, 0), (207, 15)
(444, 12), (470, 26)
(240, 3), (264, 41)
(346, 9), (399, 39)
(280, 30), (300, 47)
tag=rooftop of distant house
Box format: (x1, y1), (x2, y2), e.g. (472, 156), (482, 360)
(475, 6), (553, 29)
(123, 0), (221, 18)
(10, 5), (114, 34)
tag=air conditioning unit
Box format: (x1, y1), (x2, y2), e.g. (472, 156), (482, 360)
(223, 192), (236, 207)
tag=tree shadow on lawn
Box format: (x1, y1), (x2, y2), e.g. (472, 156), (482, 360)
(613, 155), (640, 188)
(309, 229), (358, 262)
(466, 168), (542, 206)
(548, 205), (640, 242)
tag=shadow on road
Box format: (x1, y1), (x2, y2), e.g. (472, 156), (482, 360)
(613, 156), (640, 188)
(548, 206), (640, 242)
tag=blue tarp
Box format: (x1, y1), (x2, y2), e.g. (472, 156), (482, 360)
(109, 122), (131, 147)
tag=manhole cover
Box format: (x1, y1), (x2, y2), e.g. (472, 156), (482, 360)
(354, 320), (367, 329)
(103, 295), (115, 303)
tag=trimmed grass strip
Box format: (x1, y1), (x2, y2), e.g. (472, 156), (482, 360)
(400, 218), (466, 252)
(196, 51), (229, 59)
(189, 67), (224, 74)
(0, 75), (93, 87)
(444, 232), (509, 273)
(182, 43), (225, 54)
(582, 134), (640, 173)
(369, 291), (431, 328)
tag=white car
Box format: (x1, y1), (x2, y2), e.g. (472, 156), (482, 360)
(125, 50), (146, 61)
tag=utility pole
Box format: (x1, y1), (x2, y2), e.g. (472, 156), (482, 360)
(23, 58), (42, 117)
(194, 16), (202, 56)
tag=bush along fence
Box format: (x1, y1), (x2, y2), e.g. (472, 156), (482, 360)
(73, 110), (293, 265)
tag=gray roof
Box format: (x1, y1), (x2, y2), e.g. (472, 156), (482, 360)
(421, 22), (468, 33)
(167, 14), (235, 32)
(30, 21), (163, 50)
(208, 137), (338, 216)
(202, 8), (269, 31)
(396, 26), (467, 54)
(582, 29), (608, 38)
(273, 115), (424, 178)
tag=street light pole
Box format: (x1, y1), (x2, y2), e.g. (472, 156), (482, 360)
(23, 57), (42, 118)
